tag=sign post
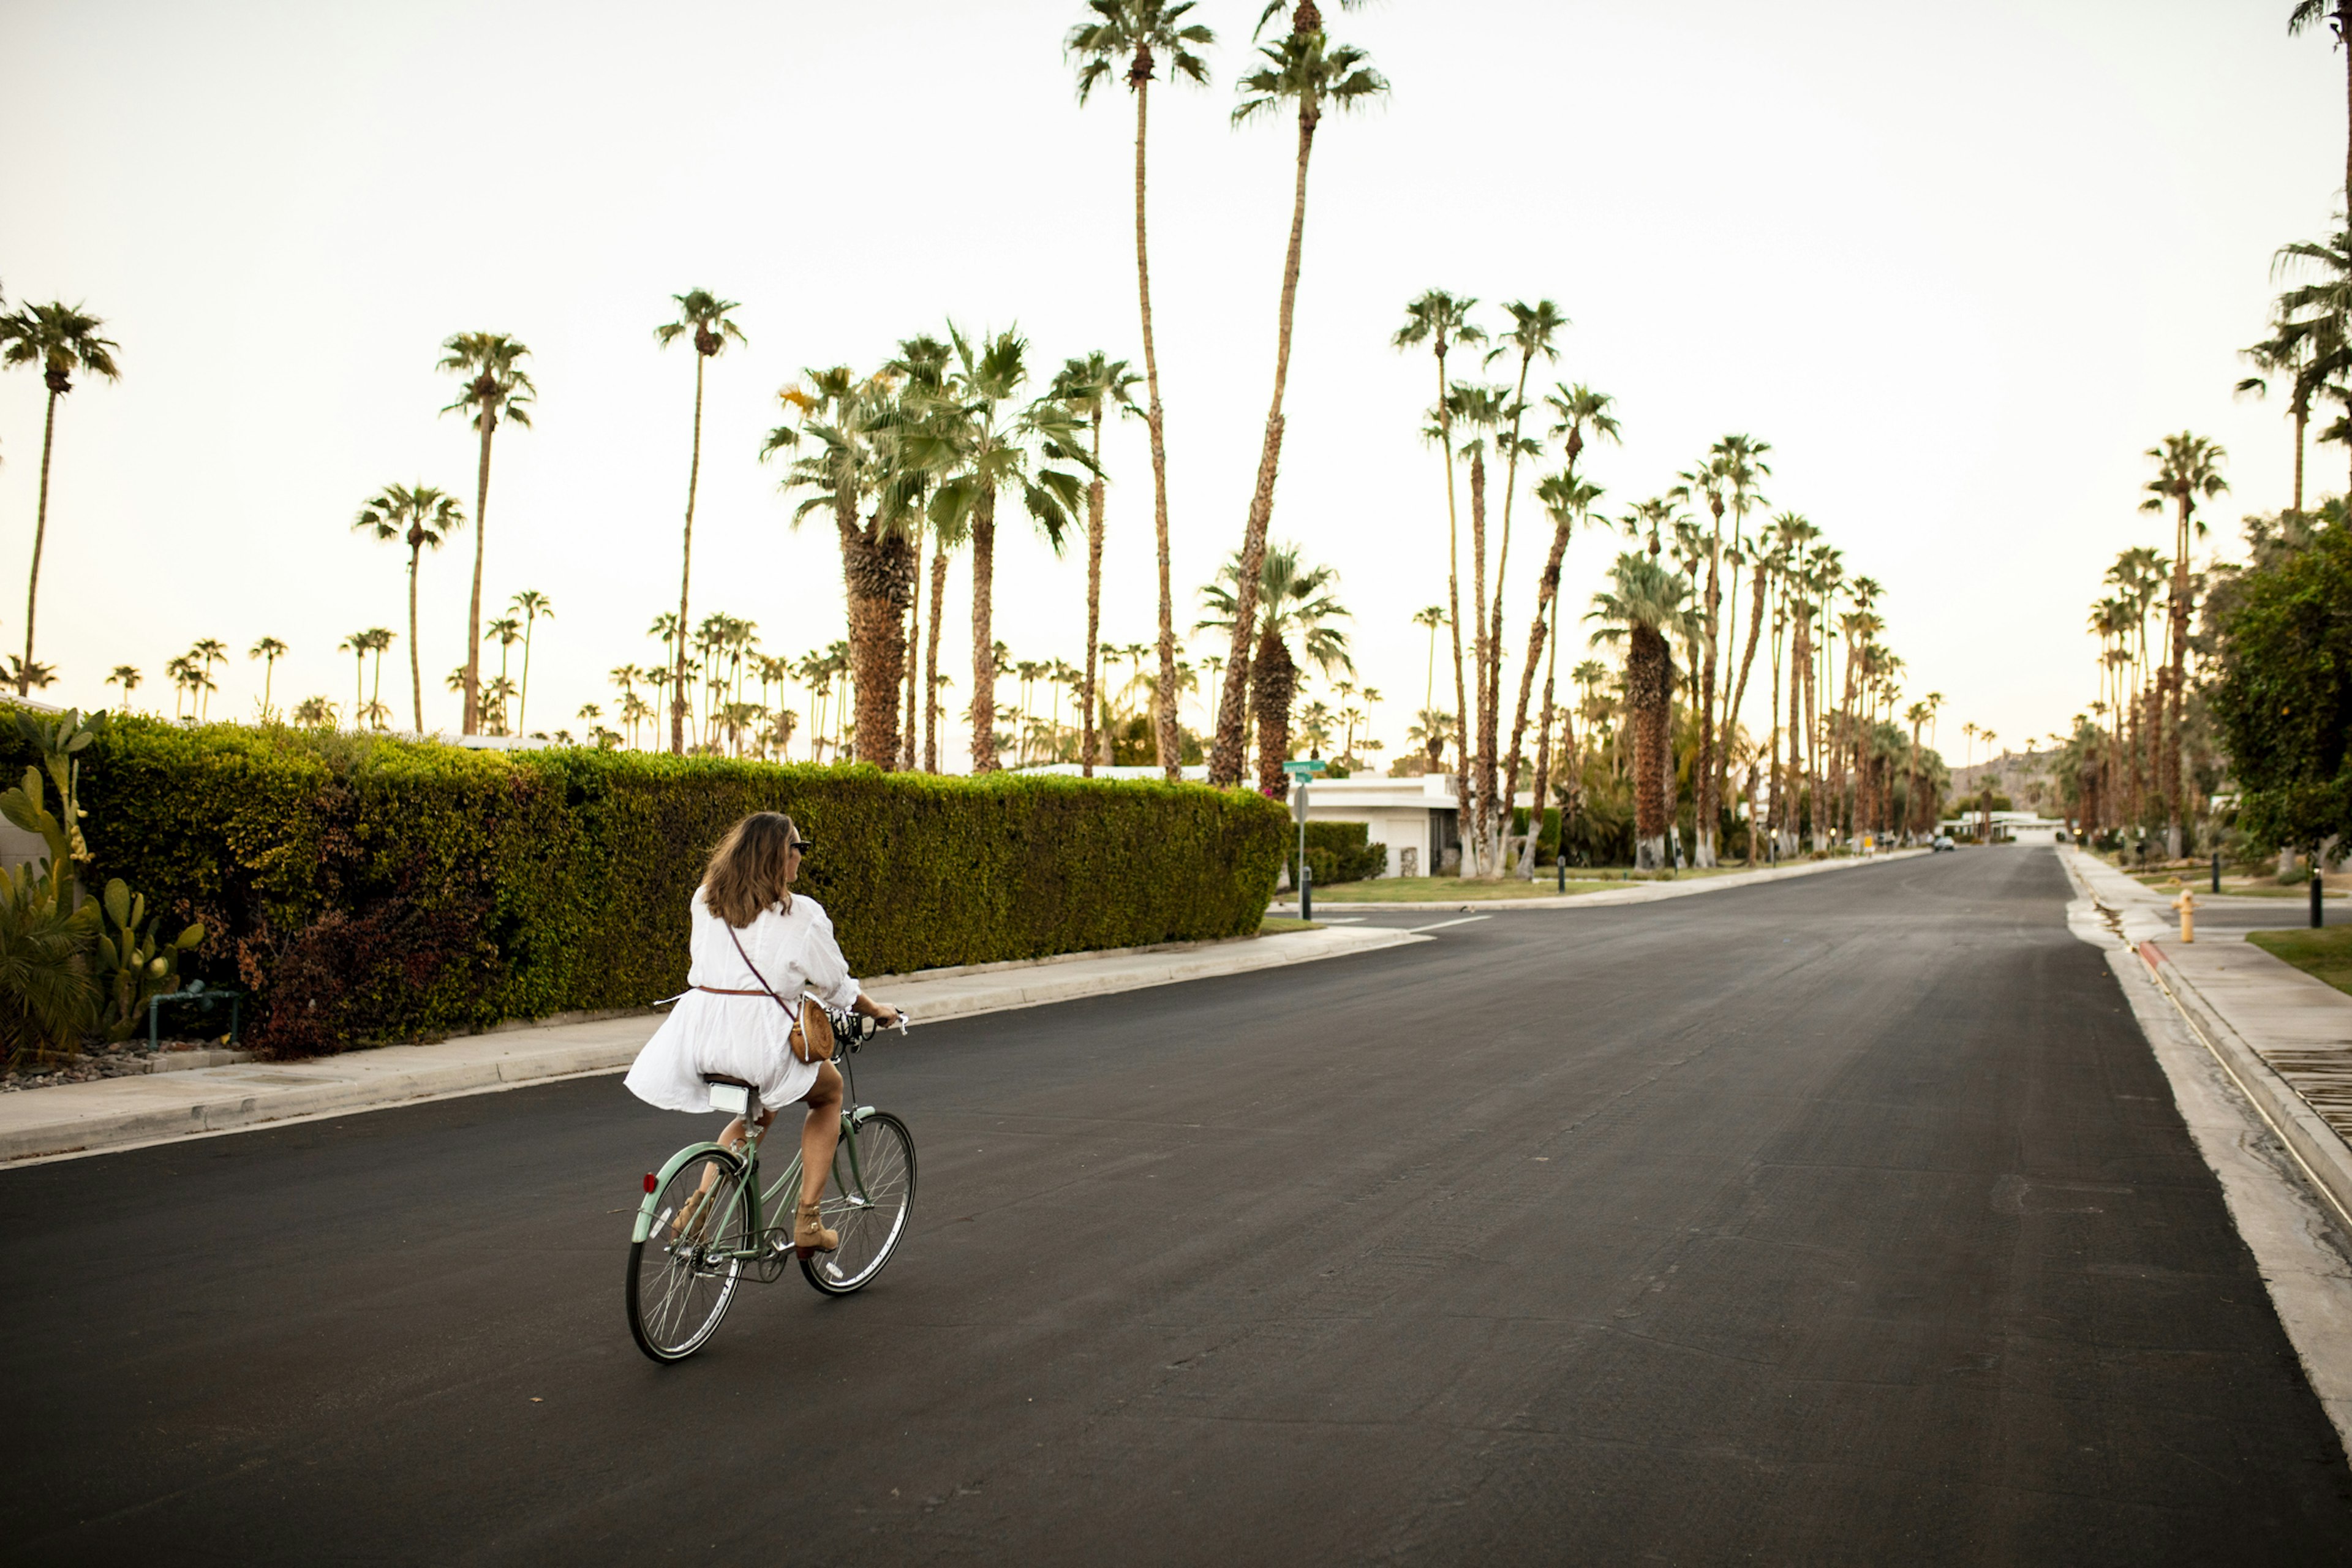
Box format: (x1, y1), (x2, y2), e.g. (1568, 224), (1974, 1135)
(1283, 759), (1327, 921)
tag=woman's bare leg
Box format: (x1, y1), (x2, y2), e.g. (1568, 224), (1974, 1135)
(798, 1062), (845, 1212)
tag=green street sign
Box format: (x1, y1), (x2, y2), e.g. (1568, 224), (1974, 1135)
(1282, 759), (1327, 777)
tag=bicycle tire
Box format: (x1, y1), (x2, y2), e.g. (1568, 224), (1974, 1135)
(801, 1111), (917, 1297)
(628, 1146), (753, 1362)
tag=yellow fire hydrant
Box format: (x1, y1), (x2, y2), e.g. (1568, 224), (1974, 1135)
(2174, 889), (2196, 944)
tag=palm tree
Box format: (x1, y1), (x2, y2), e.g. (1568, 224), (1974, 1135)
(1712, 436), (1775, 848)
(183, 638), (228, 721)
(337, 631), (372, 722)
(651, 291), (744, 753)
(1411, 605), (1446, 756)
(1069, 0), (1215, 778)
(1502, 383), (1620, 870)
(436, 333), (532, 734)
(1480, 300), (1568, 850)
(483, 615), (522, 735)
(2237, 306), (2329, 514)
(362, 628), (396, 729)
(918, 326), (1089, 773)
(1207, 18), (1386, 786)
(767, 360), (925, 767)
(1196, 541), (1352, 791)
(0, 300), (121, 693)
(292, 696), (336, 729)
(1050, 352), (1141, 777)
(353, 482), (464, 733)
(107, 665), (142, 712)
(1446, 380), (1515, 866)
(1393, 290), (1483, 812)
(510, 589), (553, 733)
(2292, 2), (2352, 206)
(2274, 228), (2352, 493)
(2138, 431), (2226, 855)
(1588, 553), (1698, 870)
(247, 636), (288, 721)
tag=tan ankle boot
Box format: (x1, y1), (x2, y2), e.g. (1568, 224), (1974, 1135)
(794, 1199), (839, 1256)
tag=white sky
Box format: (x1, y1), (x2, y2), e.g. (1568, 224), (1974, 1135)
(2, 0), (2339, 766)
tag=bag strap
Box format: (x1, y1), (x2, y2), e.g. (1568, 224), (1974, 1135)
(723, 922), (794, 1016)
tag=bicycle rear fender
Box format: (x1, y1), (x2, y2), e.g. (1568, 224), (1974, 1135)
(631, 1140), (740, 1245)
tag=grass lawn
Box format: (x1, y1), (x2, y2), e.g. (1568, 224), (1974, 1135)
(1255, 916), (1322, 933)
(2128, 870), (2345, 898)
(2246, 926), (2352, 998)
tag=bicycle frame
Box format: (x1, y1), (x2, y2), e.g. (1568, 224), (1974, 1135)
(631, 1100), (886, 1251)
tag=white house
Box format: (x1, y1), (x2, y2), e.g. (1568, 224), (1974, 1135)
(1292, 773), (1463, 878)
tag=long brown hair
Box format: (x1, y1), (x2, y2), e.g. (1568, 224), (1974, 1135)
(703, 812), (798, 927)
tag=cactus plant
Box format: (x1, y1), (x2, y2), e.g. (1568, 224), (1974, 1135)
(94, 878), (202, 1042)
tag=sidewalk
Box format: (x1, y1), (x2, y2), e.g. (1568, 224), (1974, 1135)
(2065, 847), (2352, 1220)
(0, 924), (1418, 1166)
(1271, 846), (1931, 913)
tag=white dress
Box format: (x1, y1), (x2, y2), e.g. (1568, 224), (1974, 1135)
(624, 889), (863, 1114)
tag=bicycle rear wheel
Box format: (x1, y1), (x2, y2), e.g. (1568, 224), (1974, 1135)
(802, 1111), (916, 1296)
(628, 1147), (753, 1362)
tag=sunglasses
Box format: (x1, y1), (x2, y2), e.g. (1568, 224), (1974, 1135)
(788, 839), (813, 853)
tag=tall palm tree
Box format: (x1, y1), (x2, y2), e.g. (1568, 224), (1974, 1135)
(1393, 292), (1482, 810)
(2291, 2), (2352, 205)
(247, 636), (288, 722)
(1480, 301), (1567, 833)
(915, 326), (1088, 773)
(1052, 352), (1142, 777)
(2237, 306), (2328, 514)
(1068, 0), (1215, 778)
(107, 664), (143, 712)
(1711, 437), (1774, 841)
(2274, 227), (2352, 493)
(362, 628), (395, 728)
(353, 482), (464, 733)
(436, 332), (533, 734)
(1502, 383), (1619, 871)
(1207, 19), (1387, 786)
(1446, 381), (1515, 865)
(509, 589), (553, 733)
(654, 291), (744, 753)
(1588, 553), (1698, 870)
(0, 300), (121, 693)
(189, 638), (229, 720)
(337, 631), (372, 722)
(2138, 431), (2226, 855)
(1196, 541), (1352, 791)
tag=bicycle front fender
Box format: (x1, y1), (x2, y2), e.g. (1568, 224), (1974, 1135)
(632, 1140), (742, 1245)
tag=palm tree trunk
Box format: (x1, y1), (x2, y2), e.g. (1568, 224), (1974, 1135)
(518, 621), (533, 733)
(1767, 606), (1784, 855)
(970, 486), (1000, 773)
(925, 545), (948, 772)
(1521, 593), (1564, 877)
(1629, 625), (1670, 870)
(671, 358), (706, 755)
(1084, 418), (1107, 778)
(1483, 357), (1533, 872)
(1251, 628), (1297, 795)
(1132, 79), (1183, 782)
(1721, 565), (1769, 820)
(1208, 107), (1318, 788)
(462, 410), (495, 734)
(407, 549), (424, 732)
(2165, 499), (2190, 855)
(1499, 503), (1574, 876)
(2294, 401), (2308, 514)
(1466, 447), (1494, 873)
(901, 522), (922, 771)
(18, 388), (61, 696)
(1693, 527), (1722, 867)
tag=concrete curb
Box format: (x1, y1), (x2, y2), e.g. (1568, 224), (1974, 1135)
(2134, 938), (2352, 1226)
(0, 924), (1420, 1167)
(1273, 846), (1932, 913)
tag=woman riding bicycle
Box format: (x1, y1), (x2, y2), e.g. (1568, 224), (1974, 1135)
(624, 812), (900, 1256)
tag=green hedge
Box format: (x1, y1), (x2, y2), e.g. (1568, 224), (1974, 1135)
(1283, 820), (1387, 886)
(7, 715), (1287, 1055)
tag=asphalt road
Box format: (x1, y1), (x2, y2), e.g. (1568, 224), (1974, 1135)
(5, 848), (2348, 1564)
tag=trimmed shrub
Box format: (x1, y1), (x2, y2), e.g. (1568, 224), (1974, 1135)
(3, 715), (1287, 1055)
(1283, 820), (1387, 886)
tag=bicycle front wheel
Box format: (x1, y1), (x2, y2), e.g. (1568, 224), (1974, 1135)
(628, 1147), (753, 1362)
(802, 1111), (917, 1296)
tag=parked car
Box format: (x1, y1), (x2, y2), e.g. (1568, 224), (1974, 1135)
(1932, 834), (1956, 852)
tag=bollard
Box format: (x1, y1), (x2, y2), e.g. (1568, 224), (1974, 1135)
(2316, 867), (2327, 930)
(1556, 854), (1566, 892)
(2212, 851), (2222, 895)
(1300, 861), (1312, 924)
(2175, 889), (2195, 944)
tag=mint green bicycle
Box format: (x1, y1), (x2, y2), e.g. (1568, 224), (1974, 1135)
(626, 1011), (916, 1362)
